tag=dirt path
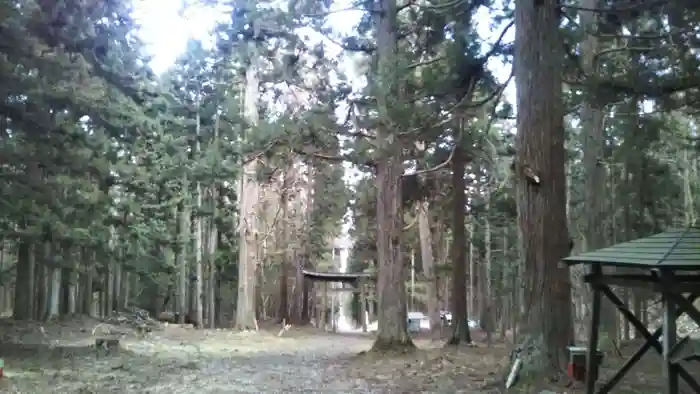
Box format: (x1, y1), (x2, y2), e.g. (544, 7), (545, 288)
(0, 322), (506, 393)
(0, 329), (371, 393)
(10, 318), (694, 393)
(140, 333), (375, 393)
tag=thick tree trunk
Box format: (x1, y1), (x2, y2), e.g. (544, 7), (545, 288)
(468, 222), (476, 321)
(82, 248), (94, 316)
(501, 227), (513, 341)
(293, 256), (306, 325)
(208, 115), (221, 329)
(278, 180), (290, 323)
(48, 250), (61, 320)
(194, 104), (204, 328)
(294, 163), (315, 326)
(176, 187), (189, 324)
(417, 201), (439, 329)
(121, 271), (130, 310)
(483, 189), (493, 346)
(447, 131), (472, 346)
(112, 260), (121, 312)
(208, 196), (219, 328)
(14, 160), (41, 320)
(370, 0), (413, 352)
(436, 221), (450, 311)
(372, 153), (413, 351)
(35, 244), (47, 320)
(234, 48), (261, 331)
(514, 0), (573, 375)
(682, 149), (696, 225)
(580, 0), (617, 344)
(14, 240), (33, 319)
(67, 243), (78, 315)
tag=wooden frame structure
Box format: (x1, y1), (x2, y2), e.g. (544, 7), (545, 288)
(563, 227), (700, 394)
(302, 270), (375, 332)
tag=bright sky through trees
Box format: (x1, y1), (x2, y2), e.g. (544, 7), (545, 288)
(132, 0), (513, 90)
(131, 0), (516, 231)
(133, 0), (224, 75)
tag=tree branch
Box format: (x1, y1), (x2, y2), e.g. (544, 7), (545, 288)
(301, 6), (365, 18)
(402, 147), (454, 177)
(560, 0), (668, 13)
(292, 147), (377, 167)
(569, 75), (700, 99)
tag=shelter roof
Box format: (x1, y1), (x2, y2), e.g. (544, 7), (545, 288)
(562, 227), (700, 270)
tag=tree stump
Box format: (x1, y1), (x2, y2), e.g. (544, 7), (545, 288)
(95, 338), (120, 354)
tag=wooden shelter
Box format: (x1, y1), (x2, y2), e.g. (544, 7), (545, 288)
(562, 226), (700, 394)
(302, 270), (375, 332)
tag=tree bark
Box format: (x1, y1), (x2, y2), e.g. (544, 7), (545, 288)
(370, 0), (413, 352)
(194, 100), (204, 328)
(82, 248), (93, 316)
(14, 159), (41, 320)
(234, 45), (261, 331)
(176, 183), (189, 324)
(580, 0), (617, 344)
(417, 201), (439, 330)
(14, 241), (32, 319)
(278, 166), (291, 323)
(373, 154), (413, 350)
(514, 0), (573, 375)
(208, 192), (219, 329)
(483, 187), (493, 346)
(48, 244), (61, 320)
(446, 128), (472, 346)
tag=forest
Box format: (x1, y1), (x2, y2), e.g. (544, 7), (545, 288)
(0, 0), (699, 392)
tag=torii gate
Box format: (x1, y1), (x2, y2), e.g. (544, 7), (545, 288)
(302, 270), (375, 332)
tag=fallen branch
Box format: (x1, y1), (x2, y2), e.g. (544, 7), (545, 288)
(277, 319), (292, 336)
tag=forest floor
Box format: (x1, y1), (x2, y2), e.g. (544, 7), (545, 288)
(0, 316), (505, 393)
(0, 316), (697, 393)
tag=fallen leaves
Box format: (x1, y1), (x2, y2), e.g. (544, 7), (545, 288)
(4, 318), (688, 394)
(337, 341), (509, 392)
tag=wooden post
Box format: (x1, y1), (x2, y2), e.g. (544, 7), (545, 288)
(359, 278), (367, 332)
(661, 270), (679, 394)
(331, 283), (337, 333)
(586, 265), (602, 394)
(322, 281), (328, 332)
(314, 281), (321, 328)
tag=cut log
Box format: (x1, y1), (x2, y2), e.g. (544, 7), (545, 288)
(156, 311), (200, 327)
(95, 338), (120, 352)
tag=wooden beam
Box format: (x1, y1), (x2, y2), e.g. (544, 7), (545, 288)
(595, 289), (700, 393)
(586, 265), (602, 394)
(584, 273), (700, 293)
